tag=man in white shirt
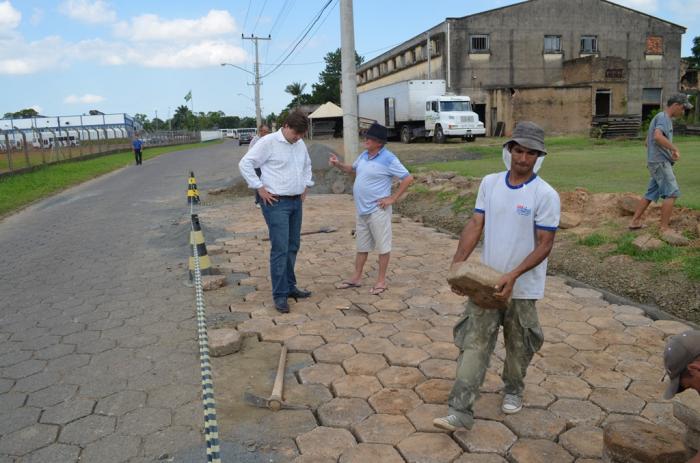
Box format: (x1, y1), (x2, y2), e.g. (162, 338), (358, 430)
(434, 121), (560, 432)
(238, 111), (314, 313)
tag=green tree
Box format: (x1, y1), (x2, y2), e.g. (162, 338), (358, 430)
(172, 105), (193, 130)
(684, 36), (700, 67)
(220, 115), (241, 128)
(133, 113), (153, 131)
(285, 82), (310, 108)
(3, 108), (40, 119)
(309, 48), (364, 104)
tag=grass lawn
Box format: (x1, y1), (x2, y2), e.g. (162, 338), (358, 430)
(413, 135), (700, 210)
(0, 140), (222, 217)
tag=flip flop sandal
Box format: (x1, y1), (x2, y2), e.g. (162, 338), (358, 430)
(337, 281), (362, 289)
(628, 224), (647, 230)
(369, 286), (388, 295)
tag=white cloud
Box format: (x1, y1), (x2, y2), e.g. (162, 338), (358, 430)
(64, 94), (105, 104)
(143, 41), (247, 68)
(59, 0), (116, 24)
(0, 1), (22, 29)
(30, 8), (44, 26)
(0, 36), (68, 74)
(114, 10), (237, 42)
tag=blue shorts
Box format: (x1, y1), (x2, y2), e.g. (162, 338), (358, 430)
(644, 162), (680, 202)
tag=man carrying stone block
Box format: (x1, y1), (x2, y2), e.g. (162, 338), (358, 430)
(434, 121), (560, 432)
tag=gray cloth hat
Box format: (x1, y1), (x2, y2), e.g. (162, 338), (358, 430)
(663, 330), (700, 399)
(668, 93), (693, 110)
(503, 121), (547, 155)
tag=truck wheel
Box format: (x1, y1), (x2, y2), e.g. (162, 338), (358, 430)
(433, 126), (446, 144)
(400, 125), (412, 144)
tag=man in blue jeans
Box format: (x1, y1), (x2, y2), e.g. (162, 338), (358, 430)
(238, 111), (314, 313)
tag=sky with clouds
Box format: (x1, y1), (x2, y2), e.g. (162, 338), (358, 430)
(0, 0), (698, 121)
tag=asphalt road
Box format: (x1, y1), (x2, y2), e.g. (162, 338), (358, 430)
(0, 140), (245, 462)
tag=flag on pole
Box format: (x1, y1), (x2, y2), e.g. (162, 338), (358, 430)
(184, 90), (192, 102)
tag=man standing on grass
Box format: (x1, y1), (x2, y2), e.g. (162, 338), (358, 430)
(238, 111), (314, 313)
(132, 134), (143, 165)
(328, 122), (413, 295)
(629, 93), (693, 246)
(434, 121), (560, 432)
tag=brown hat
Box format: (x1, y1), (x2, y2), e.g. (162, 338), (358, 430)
(663, 330), (700, 399)
(503, 121), (547, 155)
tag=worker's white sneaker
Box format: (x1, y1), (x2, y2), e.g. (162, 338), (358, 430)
(501, 394), (523, 414)
(433, 415), (463, 432)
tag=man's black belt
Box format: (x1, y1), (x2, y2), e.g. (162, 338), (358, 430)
(276, 194), (301, 199)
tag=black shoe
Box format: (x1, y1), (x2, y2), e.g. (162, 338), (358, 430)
(288, 287), (312, 301)
(274, 298), (289, 313)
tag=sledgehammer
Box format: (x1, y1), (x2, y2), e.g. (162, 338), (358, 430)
(243, 345), (308, 411)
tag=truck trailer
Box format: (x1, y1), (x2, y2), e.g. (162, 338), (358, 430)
(357, 79), (485, 143)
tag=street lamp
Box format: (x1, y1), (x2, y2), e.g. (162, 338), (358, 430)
(221, 62), (262, 128)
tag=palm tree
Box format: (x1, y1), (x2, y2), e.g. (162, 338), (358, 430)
(285, 82), (307, 107)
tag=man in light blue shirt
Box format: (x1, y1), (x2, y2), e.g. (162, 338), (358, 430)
(329, 122), (413, 295)
(132, 134), (143, 165)
(629, 93), (692, 245)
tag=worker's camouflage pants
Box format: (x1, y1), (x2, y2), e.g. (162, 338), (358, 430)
(448, 299), (544, 429)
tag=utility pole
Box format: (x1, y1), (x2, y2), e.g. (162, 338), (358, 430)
(340, 0), (359, 164)
(242, 34), (271, 128)
(427, 31), (431, 79)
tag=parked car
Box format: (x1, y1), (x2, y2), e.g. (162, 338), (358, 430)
(238, 128), (257, 145)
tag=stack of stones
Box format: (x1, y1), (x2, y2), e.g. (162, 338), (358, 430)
(673, 389), (700, 456)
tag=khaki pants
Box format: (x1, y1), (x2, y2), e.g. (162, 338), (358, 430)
(448, 299), (544, 428)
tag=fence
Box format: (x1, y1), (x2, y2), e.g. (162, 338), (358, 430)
(0, 128), (200, 175)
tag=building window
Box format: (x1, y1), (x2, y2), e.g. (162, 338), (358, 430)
(646, 36), (663, 55)
(544, 35), (561, 53)
(470, 34), (489, 53)
(580, 35), (598, 53)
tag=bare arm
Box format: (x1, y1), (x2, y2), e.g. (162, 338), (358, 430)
(494, 228), (556, 300)
(328, 153), (355, 174)
(452, 212), (485, 265)
(378, 175), (414, 208)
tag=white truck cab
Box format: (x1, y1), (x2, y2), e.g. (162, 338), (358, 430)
(425, 95), (485, 143)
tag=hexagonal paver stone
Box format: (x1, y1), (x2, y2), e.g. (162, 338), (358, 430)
(333, 316), (369, 330)
(590, 388), (645, 414)
(360, 323), (398, 338)
(324, 329), (363, 345)
(209, 328), (242, 357)
(339, 443), (404, 463)
(454, 419), (517, 455)
(416, 379), (452, 404)
(353, 337), (394, 354)
(395, 319), (432, 333)
(299, 320), (336, 336)
(58, 414), (115, 446)
(540, 375), (591, 400)
(0, 392), (26, 413)
(614, 313), (653, 327)
(260, 325), (299, 343)
(558, 321), (596, 335)
(296, 426), (357, 460)
(81, 434), (140, 463)
(332, 375), (382, 399)
(522, 384), (556, 408)
(342, 353), (388, 376)
(0, 423), (58, 456)
(318, 398), (374, 429)
(377, 366), (426, 389)
(581, 369), (631, 389)
(370, 311), (404, 324)
(653, 319), (690, 336)
(299, 363), (346, 387)
(615, 360), (660, 381)
(238, 318), (275, 336)
(385, 346), (430, 367)
(628, 380), (666, 402)
(419, 359), (456, 380)
(389, 332), (432, 348)
(1, 359), (46, 379)
(284, 383), (333, 411)
(507, 438), (573, 463)
(474, 393), (506, 422)
(423, 342), (459, 361)
(95, 390), (146, 416)
(116, 407), (171, 436)
(549, 399), (604, 428)
(559, 426), (603, 459)
(353, 414), (415, 444)
(397, 432), (462, 463)
(563, 334), (605, 351)
(673, 388), (700, 430)
(604, 419), (686, 463)
(24, 443), (81, 463)
(407, 403), (449, 433)
(41, 398), (95, 425)
(504, 408), (566, 440)
(572, 351), (618, 370)
(539, 342), (577, 358)
(368, 388), (421, 414)
(535, 356), (584, 376)
(313, 343), (356, 364)
(292, 456), (335, 463)
(454, 454), (507, 463)
(286, 335), (326, 353)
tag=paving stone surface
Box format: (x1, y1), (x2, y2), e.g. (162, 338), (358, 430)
(4, 170), (687, 462)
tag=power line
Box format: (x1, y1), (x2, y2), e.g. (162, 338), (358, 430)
(242, 0), (253, 33)
(251, 0), (270, 34)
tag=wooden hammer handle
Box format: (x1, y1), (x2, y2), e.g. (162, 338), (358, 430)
(269, 345), (287, 409)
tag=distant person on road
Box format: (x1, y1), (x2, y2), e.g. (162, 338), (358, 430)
(329, 122), (413, 295)
(132, 134), (144, 165)
(238, 111), (314, 314)
(629, 94), (693, 246)
(434, 121), (560, 432)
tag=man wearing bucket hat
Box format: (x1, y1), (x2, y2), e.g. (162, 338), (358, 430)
(328, 122), (413, 295)
(629, 93), (693, 246)
(663, 330), (700, 400)
(434, 121), (560, 432)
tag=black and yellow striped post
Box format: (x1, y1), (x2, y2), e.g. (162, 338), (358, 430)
(188, 171), (200, 205)
(189, 214), (212, 280)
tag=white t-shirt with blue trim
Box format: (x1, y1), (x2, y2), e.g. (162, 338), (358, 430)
(352, 147), (410, 216)
(474, 171), (560, 300)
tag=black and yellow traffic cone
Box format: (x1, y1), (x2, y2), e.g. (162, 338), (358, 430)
(189, 214), (212, 280)
(187, 171), (200, 205)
